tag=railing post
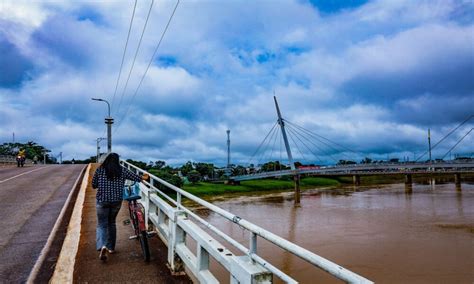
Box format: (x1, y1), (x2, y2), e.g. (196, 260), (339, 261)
(168, 209), (186, 273)
(197, 245), (210, 273)
(250, 232), (257, 255)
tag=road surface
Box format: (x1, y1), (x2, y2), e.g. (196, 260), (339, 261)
(0, 164), (85, 283)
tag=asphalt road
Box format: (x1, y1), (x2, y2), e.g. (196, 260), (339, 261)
(0, 164), (85, 283)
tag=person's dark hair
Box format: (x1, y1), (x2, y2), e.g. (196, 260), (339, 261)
(101, 153), (122, 180)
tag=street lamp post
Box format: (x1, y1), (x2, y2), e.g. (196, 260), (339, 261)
(92, 98), (114, 153)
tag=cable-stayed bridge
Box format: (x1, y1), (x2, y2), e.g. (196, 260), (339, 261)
(233, 161), (474, 181)
(232, 97), (474, 185)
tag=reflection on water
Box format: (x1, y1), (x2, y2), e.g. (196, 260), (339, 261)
(198, 182), (474, 283)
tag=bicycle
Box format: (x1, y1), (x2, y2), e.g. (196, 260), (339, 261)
(124, 182), (151, 262)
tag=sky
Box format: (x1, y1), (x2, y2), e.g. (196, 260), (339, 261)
(0, 0), (473, 166)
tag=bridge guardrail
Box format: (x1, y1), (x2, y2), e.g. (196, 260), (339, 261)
(0, 155), (33, 165)
(121, 159), (373, 284)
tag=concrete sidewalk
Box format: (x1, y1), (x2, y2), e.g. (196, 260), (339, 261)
(55, 164), (192, 283)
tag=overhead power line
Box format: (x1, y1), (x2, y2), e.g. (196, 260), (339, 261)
(110, 0), (138, 113)
(115, 0), (180, 134)
(115, 0), (155, 117)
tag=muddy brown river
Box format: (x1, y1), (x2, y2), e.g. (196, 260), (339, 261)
(196, 182), (474, 283)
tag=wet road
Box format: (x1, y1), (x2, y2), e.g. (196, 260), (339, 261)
(199, 182), (474, 283)
(0, 164), (85, 283)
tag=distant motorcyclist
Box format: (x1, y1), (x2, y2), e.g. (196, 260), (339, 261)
(17, 148), (26, 167)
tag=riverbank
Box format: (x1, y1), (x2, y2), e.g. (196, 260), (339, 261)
(183, 177), (340, 196)
(182, 173), (474, 197)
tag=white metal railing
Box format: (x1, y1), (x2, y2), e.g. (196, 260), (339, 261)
(121, 159), (373, 284)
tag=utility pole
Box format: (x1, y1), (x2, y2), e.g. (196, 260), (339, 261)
(105, 117), (114, 153)
(428, 128), (432, 163)
(12, 132), (15, 143)
(92, 98), (113, 153)
(226, 130), (231, 169)
(273, 96), (294, 170)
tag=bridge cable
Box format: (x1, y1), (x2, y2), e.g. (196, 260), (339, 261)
(290, 122), (356, 160)
(257, 123), (280, 167)
(279, 127), (283, 168)
(286, 123), (339, 163)
(247, 122), (278, 166)
(285, 123), (348, 163)
(416, 114), (473, 161)
(286, 127), (308, 163)
(114, 0), (180, 134)
(286, 125), (324, 164)
(264, 126), (280, 171)
(286, 124), (338, 164)
(285, 120), (359, 156)
(441, 128), (473, 160)
(110, 0), (138, 113)
(114, 0), (155, 118)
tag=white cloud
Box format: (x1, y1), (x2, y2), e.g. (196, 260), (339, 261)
(1, 0), (473, 165)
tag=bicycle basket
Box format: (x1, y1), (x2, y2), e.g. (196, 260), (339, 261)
(123, 183), (141, 200)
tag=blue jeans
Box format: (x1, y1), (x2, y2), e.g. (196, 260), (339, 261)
(96, 201), (122, 251)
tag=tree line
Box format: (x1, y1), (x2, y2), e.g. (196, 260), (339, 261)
(0, 142), (54, 163)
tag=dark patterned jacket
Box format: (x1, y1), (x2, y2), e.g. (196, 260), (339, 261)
(92, 167), (141, 202)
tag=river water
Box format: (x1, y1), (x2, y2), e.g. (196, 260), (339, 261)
(196, 182), (474, 283)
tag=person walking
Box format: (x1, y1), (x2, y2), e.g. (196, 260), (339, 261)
(91, 153), (148, 261)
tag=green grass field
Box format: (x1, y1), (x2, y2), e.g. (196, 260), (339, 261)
(182, 177), (341, 196)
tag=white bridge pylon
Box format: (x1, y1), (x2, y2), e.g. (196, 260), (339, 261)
(274, 96), (295, 170)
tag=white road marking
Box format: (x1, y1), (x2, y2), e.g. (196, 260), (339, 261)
(0, 166), (53, 184)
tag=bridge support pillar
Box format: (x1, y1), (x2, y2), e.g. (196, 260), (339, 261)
(294, 174), (301, 204)
(454, 173), (461, 187)
(352, 175), (361, 186)
(404, 174), (412, 185)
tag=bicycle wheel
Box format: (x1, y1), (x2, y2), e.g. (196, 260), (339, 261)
(129, 203), (140, 237)
(139, 230), (150, 262)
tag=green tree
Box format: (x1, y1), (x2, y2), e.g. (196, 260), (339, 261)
(261, 161), (289, 172)
(180, 161), (194, 176)
(152, 160), (166, 170)
(187, 170), (201, 184)
(126, 159), (149, 170)
(0, 141), (52, 162)
(148, 169), (184, 189)
(231, 165), (246, 176)
(195, 162), (214, 179)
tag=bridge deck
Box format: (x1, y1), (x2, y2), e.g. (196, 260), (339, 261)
(69, 164), (191, 283)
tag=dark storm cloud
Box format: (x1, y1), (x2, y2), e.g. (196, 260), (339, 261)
(31, 14), (102, 68)
(0, 33), (33, 88)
